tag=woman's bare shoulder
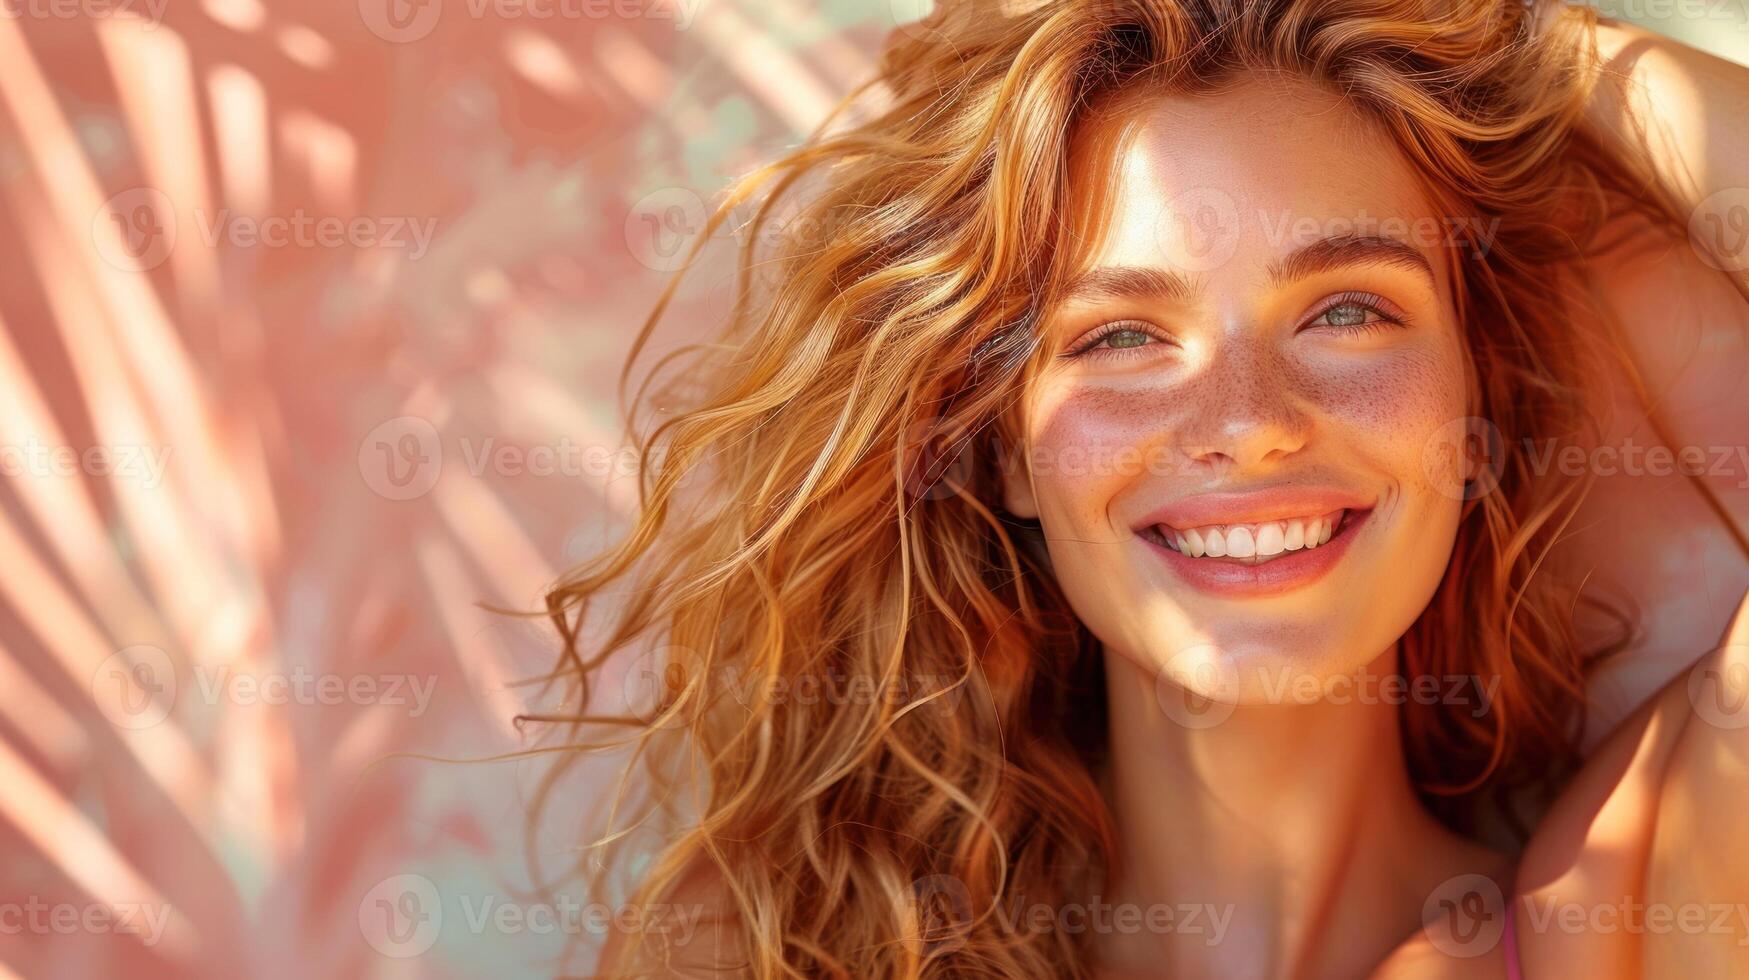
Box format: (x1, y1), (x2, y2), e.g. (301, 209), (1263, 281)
(1377, 588), (1749, 979)
(1513, 584), (1749, 976)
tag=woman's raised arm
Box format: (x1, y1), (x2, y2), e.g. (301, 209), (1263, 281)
(1581, 13), (1749, 278)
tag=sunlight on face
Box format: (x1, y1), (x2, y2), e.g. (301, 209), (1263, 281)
(1003, 75), (1472, 702)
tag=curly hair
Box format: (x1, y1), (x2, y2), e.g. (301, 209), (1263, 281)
(533, 1), (1722, 975)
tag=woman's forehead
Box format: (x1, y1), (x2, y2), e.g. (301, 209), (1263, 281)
(1063, 74), (1450, 284)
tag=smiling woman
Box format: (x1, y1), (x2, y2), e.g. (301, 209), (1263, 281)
(544, 0), (1749, 977)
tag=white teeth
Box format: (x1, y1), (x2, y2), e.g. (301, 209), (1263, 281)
(1283, 521), (1305, 551)
(1226, 526), (1255, 558)
(1255, 524), (1285, 556)
(1154, 509), (1351, 564)
(1204, 529), (1227, 557)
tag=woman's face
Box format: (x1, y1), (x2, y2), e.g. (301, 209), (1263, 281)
(1002, 75), (1472, 702)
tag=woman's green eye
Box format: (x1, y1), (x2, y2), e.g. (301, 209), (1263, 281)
(1063, 323), (1166, 360)
(1322, 303), (1371, 327)
(1104, 328), (1152, 349)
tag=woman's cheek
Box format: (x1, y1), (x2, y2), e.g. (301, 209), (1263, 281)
(1298, 339), (1468, 500)
(1028, 378), (1175, 533)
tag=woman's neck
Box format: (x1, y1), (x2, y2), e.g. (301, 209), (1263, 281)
(1093, 645), (1511, 979)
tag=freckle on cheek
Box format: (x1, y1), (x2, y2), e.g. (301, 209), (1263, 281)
(1034, 383), (1175, 460)
(1300, 346), (1463, 435)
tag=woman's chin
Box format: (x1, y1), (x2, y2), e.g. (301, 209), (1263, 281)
(1130, 626), (1396, 709)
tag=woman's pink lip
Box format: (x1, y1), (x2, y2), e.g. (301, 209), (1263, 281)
(1138, 509), (1371, 597)
(1132, 486), (1374, 531)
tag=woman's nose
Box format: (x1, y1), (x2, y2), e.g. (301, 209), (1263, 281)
(1174, 338), (1311, 471)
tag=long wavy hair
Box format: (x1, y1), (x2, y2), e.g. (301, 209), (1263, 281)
(533, 0), (1742, 975)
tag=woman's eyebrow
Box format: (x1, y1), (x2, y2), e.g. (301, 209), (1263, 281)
(1267, 233), (1435, 288)
(1059, 265), (1197, 305)
(1059, 233), (1437, 308)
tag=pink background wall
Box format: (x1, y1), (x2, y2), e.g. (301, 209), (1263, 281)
(0, 1), (1742, 977)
